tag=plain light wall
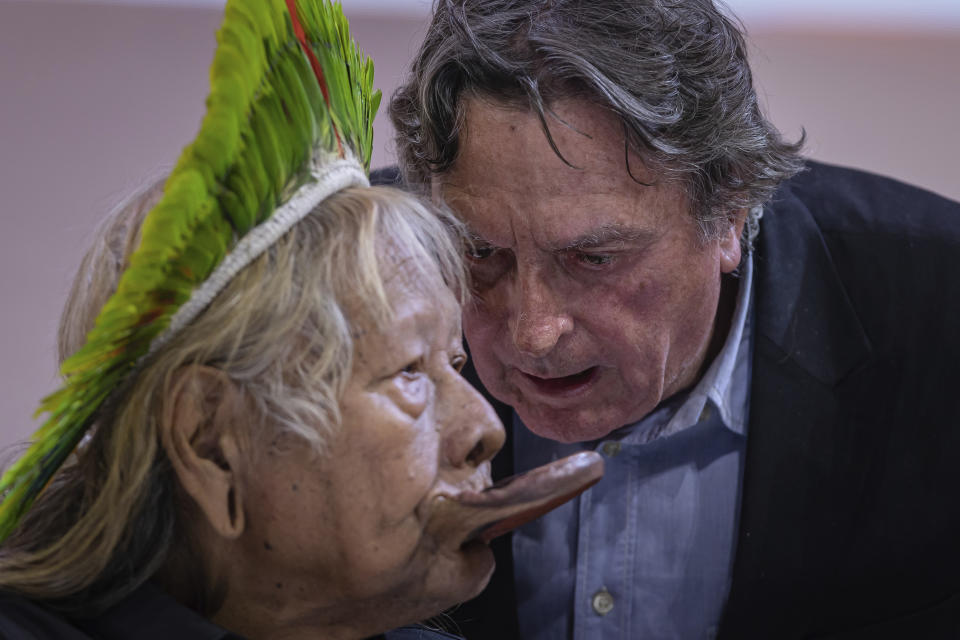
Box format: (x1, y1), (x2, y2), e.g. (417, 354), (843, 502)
(1, 0), (958, 448)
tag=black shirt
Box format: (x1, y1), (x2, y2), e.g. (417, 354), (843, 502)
(0, 584), (463, 640)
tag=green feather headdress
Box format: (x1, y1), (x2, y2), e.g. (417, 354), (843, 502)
(0, 0), (381, 542)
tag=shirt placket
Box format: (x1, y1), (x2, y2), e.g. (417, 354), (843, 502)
(573, 440), (635, 639)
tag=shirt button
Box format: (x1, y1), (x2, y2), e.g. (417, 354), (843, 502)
(600, 441), (621, 457)
(591, 587), (615, 616)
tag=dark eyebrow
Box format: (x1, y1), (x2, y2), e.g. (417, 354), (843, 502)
(464, 224), (657, 253)
(558, 224), (657, 252)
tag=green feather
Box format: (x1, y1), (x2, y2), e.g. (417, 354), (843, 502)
(0, 0), (380, 542)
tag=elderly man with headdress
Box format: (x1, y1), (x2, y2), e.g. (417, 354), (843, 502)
(0, 2), (602, 638)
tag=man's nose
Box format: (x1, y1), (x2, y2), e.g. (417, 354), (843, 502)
(441, 376), (505, 469)
(510, 264), (573, 358)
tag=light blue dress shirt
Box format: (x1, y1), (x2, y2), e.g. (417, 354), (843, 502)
(512, 255), (755, 640)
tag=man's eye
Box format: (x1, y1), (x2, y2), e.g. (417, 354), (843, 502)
(451, 354), (467, 372)
(467, 245), (497, 260)
(575, 252), (614, 267)
(466, 245), (514, 292)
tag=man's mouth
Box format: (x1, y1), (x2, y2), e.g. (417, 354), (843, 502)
(424, 452), (604, 549)
(520, 366), (600, 396)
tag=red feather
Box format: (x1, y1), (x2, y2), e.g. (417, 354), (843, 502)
(284, 0), (345, 157)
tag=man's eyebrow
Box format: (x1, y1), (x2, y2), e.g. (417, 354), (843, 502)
(466, 231), (498, 247)
(463, 225), (657, 251)
(559, 224), (657, 251)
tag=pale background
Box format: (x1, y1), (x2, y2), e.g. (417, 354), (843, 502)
(1, 0), (958, 447)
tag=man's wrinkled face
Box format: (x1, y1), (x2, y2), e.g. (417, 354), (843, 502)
(438, 98), (743, 443)
(240, 249), (506, 633)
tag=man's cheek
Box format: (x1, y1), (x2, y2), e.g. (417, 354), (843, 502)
(464, 311), (496, 355)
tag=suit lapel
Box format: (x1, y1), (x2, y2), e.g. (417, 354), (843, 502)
(719, 184), (873, 637)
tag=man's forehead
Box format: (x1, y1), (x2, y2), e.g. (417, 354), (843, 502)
(433, 98), (679, 197)
(446, 98), (632, 175)
(431, 96), (692, 248)
(437, 168), (629, 201)
(435, 174), (681, 250)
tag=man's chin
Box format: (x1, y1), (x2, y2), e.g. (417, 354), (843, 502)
(354, 549), (494, 636)
(419, 543), (496, 612)
(458, 538), (497, 593)
(517, 405), (621, 443)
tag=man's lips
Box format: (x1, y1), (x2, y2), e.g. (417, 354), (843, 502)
(424, 452), (604, 547)
(518, 366), (600, 397)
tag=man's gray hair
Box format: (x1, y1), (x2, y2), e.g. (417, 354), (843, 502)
(390, 0), (805, 242)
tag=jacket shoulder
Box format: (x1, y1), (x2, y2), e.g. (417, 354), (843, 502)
(776, 160), (960, 239)
(767, 160), (960, 352)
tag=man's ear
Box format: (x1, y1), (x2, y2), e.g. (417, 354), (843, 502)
(161, 365), (247, 540)
(719, 208), (748, 273)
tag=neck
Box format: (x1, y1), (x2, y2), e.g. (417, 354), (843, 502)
(212, 598), (368, 640)
(158, 533), (372, 639)
(205, 547), (407, 640)
(206, 553), (367, 640)
(701, 271), (740, 379)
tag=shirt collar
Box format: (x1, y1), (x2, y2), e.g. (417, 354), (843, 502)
(619, 251), (755, 445)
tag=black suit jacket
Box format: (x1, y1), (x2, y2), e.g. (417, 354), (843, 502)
(372, 163), (960, 639)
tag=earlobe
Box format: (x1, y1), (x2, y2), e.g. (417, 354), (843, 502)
(161, 366), (247, 540)
(719, 208), (748, 273)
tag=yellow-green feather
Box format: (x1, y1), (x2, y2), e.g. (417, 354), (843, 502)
(0, 0), (379, 542)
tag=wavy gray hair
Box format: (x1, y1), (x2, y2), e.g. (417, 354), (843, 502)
(390, 0), (805, 244)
